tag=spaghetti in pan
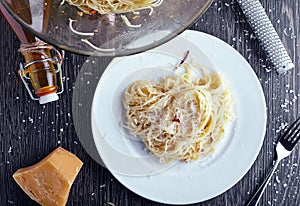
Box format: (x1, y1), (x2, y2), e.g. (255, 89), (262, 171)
(62, 0), (164, 14)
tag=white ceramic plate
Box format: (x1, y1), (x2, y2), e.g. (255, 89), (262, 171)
(91, 30), (267, 204)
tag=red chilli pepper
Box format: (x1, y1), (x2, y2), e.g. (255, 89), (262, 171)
(172, 115), (181, 123)
(178, 50), (190, 67)
(89, 9), (98, 15)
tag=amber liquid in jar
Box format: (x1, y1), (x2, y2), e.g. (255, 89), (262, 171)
(1, 2), (60, 104)
(22, 49), (57, 97)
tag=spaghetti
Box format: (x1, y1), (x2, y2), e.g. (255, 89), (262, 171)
(63, 0), (164, 15)
(123, 61), (234, 163)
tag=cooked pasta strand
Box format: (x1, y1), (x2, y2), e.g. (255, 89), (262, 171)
(123, 63), (234, 163)
(63, 0), (163, 14)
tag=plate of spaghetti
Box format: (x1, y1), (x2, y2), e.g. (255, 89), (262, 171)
(91, 30), (267, 204)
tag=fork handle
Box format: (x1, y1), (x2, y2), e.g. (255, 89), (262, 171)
(246, 158), (280, 206)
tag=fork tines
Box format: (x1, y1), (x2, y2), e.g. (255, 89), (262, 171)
(280, 116), (300, 150)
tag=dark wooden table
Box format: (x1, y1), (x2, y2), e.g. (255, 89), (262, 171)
(1, 0), (299, 205)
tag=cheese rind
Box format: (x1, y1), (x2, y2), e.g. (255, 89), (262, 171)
(13, 147), (83, 206)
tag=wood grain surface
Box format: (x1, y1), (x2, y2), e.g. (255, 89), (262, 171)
(0, 0), (299, 206)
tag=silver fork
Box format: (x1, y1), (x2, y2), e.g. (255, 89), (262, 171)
(247, 117), (300, 206)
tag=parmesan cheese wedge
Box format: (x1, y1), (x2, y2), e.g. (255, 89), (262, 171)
(13, 147), (83, 206)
